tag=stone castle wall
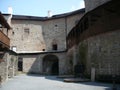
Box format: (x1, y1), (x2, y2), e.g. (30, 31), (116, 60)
(9, 10), (84, 75)
(10, 13), (84, 53)
(8, 52), (18, 78)
(67, 0), (120, 79)
(0, 51), (18, 83)
(77, 30), (120, 77)
(0, 53), (9, 83)
(11, 20), (45, 52)
(84, 0), (111, 12)
(19, 52), (67, 75)
(66, 14), (84, 34)
(67, 30), (120, 78)
(42, 18), (66, 51)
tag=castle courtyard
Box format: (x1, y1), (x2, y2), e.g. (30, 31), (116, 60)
(0, 0), (120, 89)
(0, 74), (120, 90)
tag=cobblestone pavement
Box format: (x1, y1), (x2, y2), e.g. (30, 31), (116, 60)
(0, 74), (120, 90)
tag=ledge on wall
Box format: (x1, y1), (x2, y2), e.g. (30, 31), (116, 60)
(17, 50), (67, 55)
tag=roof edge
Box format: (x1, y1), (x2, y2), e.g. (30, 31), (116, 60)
(10, 8), (85, 21)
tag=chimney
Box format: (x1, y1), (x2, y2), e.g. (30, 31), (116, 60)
(8, 6), (13, 15)
(8, 6), (13, 26)
(48, 10), (52, 18)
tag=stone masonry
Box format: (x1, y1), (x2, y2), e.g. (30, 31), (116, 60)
(78, 30), (120, 76)
(18, 52), (67, 75)
(0, 51), (18, 83)
(84, 0), (111, 12)
(7, 10), (84, 75)
(67, 0), (120, 81)
(10, 11), (84, 53)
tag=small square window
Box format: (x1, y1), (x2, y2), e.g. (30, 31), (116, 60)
(24, 28), (30, 39)
(24, 28), (29, 34)
(12, 31), (14, 35)
(52, 44), (57, 50)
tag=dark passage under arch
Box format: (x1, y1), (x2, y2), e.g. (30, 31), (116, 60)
(18, 57), (23, 71)
(43, 54), (59, 75)
(51, 61), (59, 75)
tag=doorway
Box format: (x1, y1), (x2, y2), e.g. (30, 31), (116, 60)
(43, 54), (59, 75)
(51, 61), (59, 75)
(18, 57), (23, 71)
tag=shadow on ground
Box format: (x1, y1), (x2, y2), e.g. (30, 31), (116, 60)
(75, 81), (120, 90)
(26, 74), (120, 90)
(27, 74), (63, 82)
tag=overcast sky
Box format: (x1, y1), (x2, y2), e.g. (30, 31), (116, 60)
(0, 0), (85, 16)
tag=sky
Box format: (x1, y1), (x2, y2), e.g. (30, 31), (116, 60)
(0, 0), (85, 17)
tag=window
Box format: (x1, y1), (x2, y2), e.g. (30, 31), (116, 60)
(52, 39), (58, 50)
(11, 46), (17, 52)
(52, 44), (57, 50)
(12, 31), (14, 35)
(24, 28), (30, 39)
(24, 28), (29, 35)
(54, 25), (58, 30)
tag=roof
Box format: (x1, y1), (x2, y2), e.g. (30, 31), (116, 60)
(11, 8), (85, 21)
(0, 12), (11, 29)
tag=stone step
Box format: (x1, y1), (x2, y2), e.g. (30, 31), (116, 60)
(64, 78), (90, 83)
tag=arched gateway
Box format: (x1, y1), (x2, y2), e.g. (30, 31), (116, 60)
(43, 54), (59, 75)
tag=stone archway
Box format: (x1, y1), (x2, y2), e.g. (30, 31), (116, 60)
(43, 54), (59, 75)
